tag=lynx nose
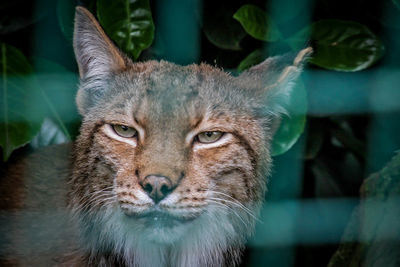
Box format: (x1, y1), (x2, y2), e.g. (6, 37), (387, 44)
(140, 175), (174, 203)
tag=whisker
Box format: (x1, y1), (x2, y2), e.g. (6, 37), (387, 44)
(87, 186), (115, 196)
(206, 190), (262, 223)
(206, 199), (248, 227)
(207, 190), (254, 213)
(207, 196), (260, 223)
(83, 197), (117, 213)
(76, 189), (116, 212)
(89, 198), (117, 209)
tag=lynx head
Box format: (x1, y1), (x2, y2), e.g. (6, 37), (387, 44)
(69, 6), (311, 266)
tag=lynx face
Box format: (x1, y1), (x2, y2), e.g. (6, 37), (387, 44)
(69, 7), (310, 267)
(73, 61), (267, 245)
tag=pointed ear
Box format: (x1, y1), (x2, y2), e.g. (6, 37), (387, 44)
(73, 6), (127, 79)
(240, 47), (312, 115)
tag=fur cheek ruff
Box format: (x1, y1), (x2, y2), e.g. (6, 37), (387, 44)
(72, 203), (256, 267)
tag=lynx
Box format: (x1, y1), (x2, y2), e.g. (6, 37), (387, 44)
(0, 6), (311, 267)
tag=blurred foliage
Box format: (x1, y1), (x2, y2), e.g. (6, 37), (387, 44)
(233, 4), (281, 42)
(271, 81), (307, 156)
(2, 0), (388, 159)
(202, 1), (246, 51)
(288, 20), (385, 71)
(0, 43), (41, 160)
(0, 0), (399, 266)
(97, 0), (155, 60)
(328, 151), (400, 267)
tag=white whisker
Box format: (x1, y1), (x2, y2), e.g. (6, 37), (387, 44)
(206, 199), (249, 227)
(206, 190), (262, 223)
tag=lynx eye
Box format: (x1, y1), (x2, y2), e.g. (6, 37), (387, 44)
(112, 125), (137, 138)
(197, 131), (223, 143)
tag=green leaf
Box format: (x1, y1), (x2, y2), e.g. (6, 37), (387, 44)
(0, 43), (42, 160)
(271, 81), (307, 156)
(288, 20), (385, 71)
(97, 0), (155, 60)
(233, 4), (281, 42)
(203, 3), (247, 50)
(237, 49), (264, 72)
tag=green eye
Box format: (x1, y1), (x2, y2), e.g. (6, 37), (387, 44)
(197, 131), (223, 143)
(112, 125), (137, 138)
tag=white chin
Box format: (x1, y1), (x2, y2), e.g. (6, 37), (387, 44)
(143, 220), (192, 244)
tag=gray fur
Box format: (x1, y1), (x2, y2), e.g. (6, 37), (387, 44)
(69, 7), (311, 267)
(0, 6), (311, 267)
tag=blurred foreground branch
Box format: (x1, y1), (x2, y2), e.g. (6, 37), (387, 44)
(328, 150), (400, 267)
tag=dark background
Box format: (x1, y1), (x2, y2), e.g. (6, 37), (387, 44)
(1, 0), (400, 266)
